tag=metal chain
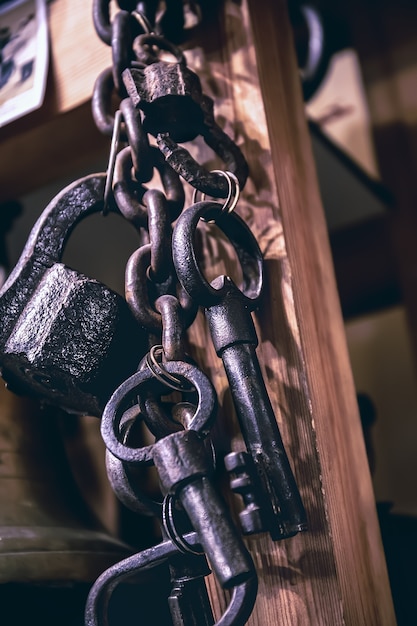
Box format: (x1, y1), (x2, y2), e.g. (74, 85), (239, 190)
(87, 4), (258, 625)
(86, 2), (305, 624)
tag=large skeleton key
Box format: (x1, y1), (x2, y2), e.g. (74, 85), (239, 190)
(173, 201), (307, 540)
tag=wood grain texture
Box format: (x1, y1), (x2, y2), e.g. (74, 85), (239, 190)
(48, 0), (111, 113)
(183, 1), (396, 623)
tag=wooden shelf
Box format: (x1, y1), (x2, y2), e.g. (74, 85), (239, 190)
(0, 0), (111, 202)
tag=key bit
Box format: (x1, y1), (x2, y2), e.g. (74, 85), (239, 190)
(225, 450), (266, 536)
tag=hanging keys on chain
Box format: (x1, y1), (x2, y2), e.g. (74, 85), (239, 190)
(172, 189), (307, 541)
(91, 342), (258, 625)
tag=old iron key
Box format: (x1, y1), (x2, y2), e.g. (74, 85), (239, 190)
(172, 201), (307, 540)
(100, 359), (255, 590)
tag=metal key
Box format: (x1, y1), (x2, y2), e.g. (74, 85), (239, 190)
(172, 201), (307, 540)
(101, 359), (255, 584)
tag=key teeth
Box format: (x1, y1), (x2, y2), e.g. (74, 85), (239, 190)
(225, 451), (266, 535)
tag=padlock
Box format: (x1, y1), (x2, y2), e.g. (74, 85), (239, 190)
(0, 173), (147, 416)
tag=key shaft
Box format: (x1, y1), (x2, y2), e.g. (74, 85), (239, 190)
(206, 280), (307, 540)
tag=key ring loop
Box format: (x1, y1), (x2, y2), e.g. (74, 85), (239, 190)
(132, 11), (153, 35)
(146, 345), (195, 392)
(172, 201), (263, 309)
(192, 170), (240, 216)
(162, 495), (205, 556)
(101, 361), (217, 465)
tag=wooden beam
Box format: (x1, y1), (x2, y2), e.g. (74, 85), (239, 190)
(0, 0), (110, 202)
(184, 0), (395, 623)
(0, 102), (109, 203)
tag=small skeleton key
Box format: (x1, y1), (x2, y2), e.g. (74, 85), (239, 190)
(172, 200), (307, 540)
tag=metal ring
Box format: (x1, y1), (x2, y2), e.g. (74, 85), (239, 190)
(119, 98), (153, 183)
(92, 0), (112, 45)
(172, 201), (263, 308)
(132, 11), (153, 34)
(103, 109), (123, 215)
(162, 495), (205, 556)
(114, 146), (185, 228)
(146, 345), (194, 392)
(91, 67), (128, 138)
(133, 33), (186, 66)
(192, 170), (240, 216)
(101, 362), (217, 465)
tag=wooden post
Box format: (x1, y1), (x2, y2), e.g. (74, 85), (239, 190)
(184, 1), (396, 623)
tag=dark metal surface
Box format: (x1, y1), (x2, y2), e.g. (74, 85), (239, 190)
(153, 430), (255, 588)
(225, 451), (265, 535)
(100, 360), (217, 464)
(168, 552), (215, 626)
(173, 201), (307, 540)
(114, 146), (185, 228)
(0, 174), (147, 415)
(124, 60), (249, 197)
(105, 436), (218, 626)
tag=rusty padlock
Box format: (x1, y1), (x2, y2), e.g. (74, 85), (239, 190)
(0, 173), (146, 416)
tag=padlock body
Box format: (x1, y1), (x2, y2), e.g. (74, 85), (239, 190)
(0, 263), (146, 416)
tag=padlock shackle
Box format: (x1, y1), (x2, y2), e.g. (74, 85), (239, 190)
(0, 173), (147, 416)
(0, 174), (107, 298)
(0, 174), (112, 348)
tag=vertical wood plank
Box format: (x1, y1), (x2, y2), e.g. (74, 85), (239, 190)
(184, 1), (396, 623)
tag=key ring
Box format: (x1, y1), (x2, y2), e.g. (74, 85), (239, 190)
(162, 494), (205, 556)
(101, 361), (217, 465)
(192, 170), (240, 216)
(146, 345), (195, 392)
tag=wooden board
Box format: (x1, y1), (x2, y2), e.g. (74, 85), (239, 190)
(0, 0), (111, 202)
(182, 1), (396, 623)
